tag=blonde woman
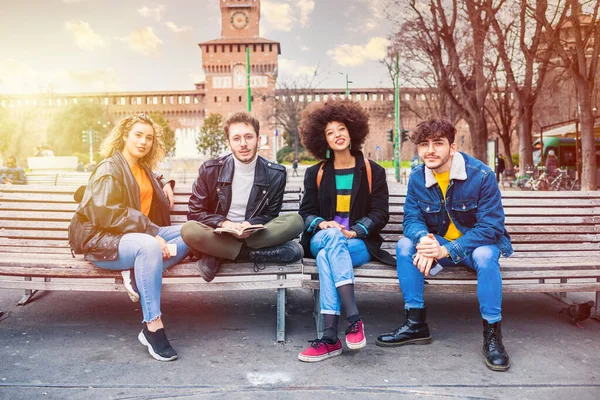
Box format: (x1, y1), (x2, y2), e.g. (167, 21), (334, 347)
(69, 113), (189, 361)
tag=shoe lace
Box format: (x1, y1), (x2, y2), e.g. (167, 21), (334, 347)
(345, 320), (360, 335)
(253, 262), (266, 273)
(308, 338), (327, 349)
(252, 249), (278, 264)
(486, 330), (505, 352)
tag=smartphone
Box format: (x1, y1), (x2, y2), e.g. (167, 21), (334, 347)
(428, 262), (444, 277)
(412, 253), (444, 276)
(166, 243), (177, 256)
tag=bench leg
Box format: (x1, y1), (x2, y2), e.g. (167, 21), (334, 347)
(593, 279), (600, 321)
(312, 288), (325, 339)
(17, 277), (50, 306)
(276, 274), (286, 343)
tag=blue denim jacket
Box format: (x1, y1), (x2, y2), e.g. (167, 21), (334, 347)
(403, 152), (513, 263)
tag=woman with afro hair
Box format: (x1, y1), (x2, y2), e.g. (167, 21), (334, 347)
(297, 99), (395, 362)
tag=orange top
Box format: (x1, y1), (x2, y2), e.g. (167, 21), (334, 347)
(130, 164), (153, 216)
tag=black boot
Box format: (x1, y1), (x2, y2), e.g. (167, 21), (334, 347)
(249, 242), (304, 264)
(196, 255), (224, 283)
(376, 308), (432, 347)
(482, 320), (510, 371)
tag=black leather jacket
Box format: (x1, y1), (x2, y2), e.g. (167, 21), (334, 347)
(68, 151), (172, 262)
(187, 154), (287, 226)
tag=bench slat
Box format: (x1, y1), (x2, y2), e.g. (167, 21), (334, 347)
(302, 279), (600, 294)
(0, 277), (302, 292)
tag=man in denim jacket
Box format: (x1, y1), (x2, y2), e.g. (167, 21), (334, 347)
(376, 117), (513, 372)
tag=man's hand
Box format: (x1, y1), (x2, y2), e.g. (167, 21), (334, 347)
(162, 183), (174, 209)
(416, 233), (447, 259)
(220, 221), (253, 239)
(341, 229), (357, 240)
(155, 235), (171, 259)
(412, 252), (437, 276)
(318, 220), (345, 231)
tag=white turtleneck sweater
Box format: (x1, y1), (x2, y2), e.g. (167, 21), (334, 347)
(226, 155), (257, 222)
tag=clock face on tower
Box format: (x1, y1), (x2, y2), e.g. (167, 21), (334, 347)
(230, 11), (249, 30)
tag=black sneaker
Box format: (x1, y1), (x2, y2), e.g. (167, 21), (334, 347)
(138, 328), (178, 361)
(196, 255), (224, 283)
(121, 269), (139, 302)
(249, 242), (304, 264)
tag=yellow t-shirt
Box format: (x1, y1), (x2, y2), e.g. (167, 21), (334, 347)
(130, 164), (153, 216)
(432, 171), (462, 241)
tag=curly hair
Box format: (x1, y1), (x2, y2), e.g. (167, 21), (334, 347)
(299, 99), (370, 160)
(411, 116), (456, 144)
(100, 113), (165, 170)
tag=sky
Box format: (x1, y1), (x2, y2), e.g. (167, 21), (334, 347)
(0, 0), (395, 95)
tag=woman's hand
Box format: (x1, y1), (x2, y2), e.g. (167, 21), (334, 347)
(162, 183), (174, 209)
(155, 235), (171, 259)
(341, 229), (357, 240)
(318, 220), (345, 231)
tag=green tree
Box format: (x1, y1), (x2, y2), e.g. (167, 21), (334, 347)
(0, 107), (16, 157)
(197, 113), (226, 159)
(46, 103), (112, 157)
(149, 112), (176, 156)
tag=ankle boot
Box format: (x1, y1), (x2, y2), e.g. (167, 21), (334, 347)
(482, 320), (510, 371)
(376, 308), (432, 347)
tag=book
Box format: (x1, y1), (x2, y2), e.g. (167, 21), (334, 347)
(214, 224), (266, 237)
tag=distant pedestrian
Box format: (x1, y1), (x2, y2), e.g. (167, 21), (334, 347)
(292, 159), (299, 176)
(0, 155), (26, 185)
(496, 155), (506, 183)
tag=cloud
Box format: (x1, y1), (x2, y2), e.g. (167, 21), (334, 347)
(278, 58), (317, 78)
(348, 18), (377, 32)
(328, 37), (390, 67)
(65, 20), (108, 51)
(262, 1), (294, 32)
(296, 0), (315, 26)
(66, 67), (122, 91)
(118, 27), (163, 56)
(262, 0), (315, 32)
(0, 59), (123, 93)
(137, 5), (165, 21)
(0, 59), (37, 93)
(165, 21), (192, 34)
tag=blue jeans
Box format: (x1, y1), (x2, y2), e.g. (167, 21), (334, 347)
(310, 229), (371, 315)
(93, 225), (189, 323)
(396, 236), (502, 323)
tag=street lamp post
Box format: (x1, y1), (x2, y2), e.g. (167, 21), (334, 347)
(393, 54), (402, 183)
(339, 72), (352, 96)
(82, 120), (111, 165)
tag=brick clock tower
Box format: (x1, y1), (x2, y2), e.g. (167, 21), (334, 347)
(199, 0), (280, 159)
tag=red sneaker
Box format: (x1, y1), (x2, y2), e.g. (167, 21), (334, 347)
(298, 338), (342, 362)
(345, 319), (366, 350)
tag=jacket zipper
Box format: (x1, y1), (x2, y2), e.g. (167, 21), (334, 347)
(249, 190), (269, 219)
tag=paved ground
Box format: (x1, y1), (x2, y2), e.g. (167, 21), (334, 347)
(1, 168), (599, 399)
(1, 285), (599, 399)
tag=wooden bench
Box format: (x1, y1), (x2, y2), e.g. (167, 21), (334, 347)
(0, 184), (303, 342)
(25, 172), (92, 186)
(303, 190), (600, 335)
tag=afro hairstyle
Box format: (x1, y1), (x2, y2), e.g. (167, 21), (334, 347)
(299, 99), (370, 160)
